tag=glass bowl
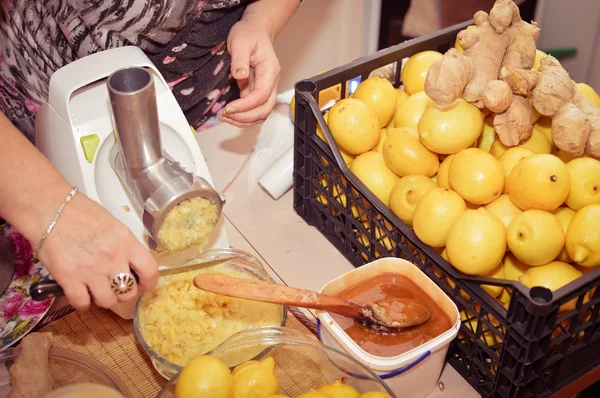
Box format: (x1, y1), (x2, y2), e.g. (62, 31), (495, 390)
(134, 248), (287, 380)
(0, 347), (131, 397)
(157, 326), (395, 397)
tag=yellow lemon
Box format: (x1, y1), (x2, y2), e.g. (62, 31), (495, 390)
(401, 50), (443, 94)
(175, 356), (233, 398)
(481, 262), (505, 298)
(533, 116), (553, 148)
(297, 391), (331, 398)
(413, 188), (467, 248)
(446, 208), (506, 275)
(552, 207), (576, 263)
(507, 210), (565, 266)
(565, 157), (600, 210)
(358, 393), (393, 398)
(576, 83), (600, 108)
(316, 112), (355, 166)
(437, 154), (454, 189)
(497, 147), (535, 192)
(448, 148), (504, 205)
(328, 98), (381, 155)
(484, 194), (522, 229)
(395, 88), (410, 108)
(454, 25), (476, 52)
(503, 253), (530, 281)
(382, 128), (439, 177)
(389, 175), (438, 227)
(232, 356), (279, 398)
(532, 49), (547, 70)
(489, 128), (552, 158)
(372, 128), (387, 152)
(507, 154), (570, 211)
(353, 76), (397, 127)
(566, 204), (600, 267)
(350, 151), (400, 206)
(318, 380), (360, 398)
(265, 396), (289, 398)
(393, 91), (435, 130)
(418, 99), (484, 154)
(478, 116), (496, 152)
(519, 262), (583, 312)
(554, 149), (583, 164)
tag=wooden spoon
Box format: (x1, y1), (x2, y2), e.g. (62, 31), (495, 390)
(193, 274), (431, 332)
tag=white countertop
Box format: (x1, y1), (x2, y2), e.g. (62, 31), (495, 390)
(196, 104), (481, 398)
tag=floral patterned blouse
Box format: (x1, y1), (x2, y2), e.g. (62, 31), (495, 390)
(0, 0), (250, 143)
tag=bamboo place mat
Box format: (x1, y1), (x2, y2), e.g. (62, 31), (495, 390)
(37, 305), (319, 398)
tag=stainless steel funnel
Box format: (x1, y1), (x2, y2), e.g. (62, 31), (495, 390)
(107, 67), (224, 245)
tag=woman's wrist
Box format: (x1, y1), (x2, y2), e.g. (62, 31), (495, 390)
(241, 0), (301, 41)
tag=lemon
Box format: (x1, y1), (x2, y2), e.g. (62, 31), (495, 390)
(484, 194), (522, 229)
(566, 204), (600, 267)
(402, 50), (443, 94)
(395, 88), (410, 108)
(418, 99), (483, 154)
(316, 112), (355, 166)
(413, 188), (467, 248)
(507, 210), (565, 266)
(328, 98), (381, 155)
(358, 393), (393, 398)
(448, 148), (504, 205)
(497, 147), (535, 192)
(532, 49), (547, 70)
(387, 126), (419, 139)
(232, 356), (279, 398)
(353, 76), (397, 126)
(481, 262), (505, 298)
(555, 149), (582, 164)
(318, 380), (360, 398)
(389, 175), (438, 227)
(576, 83), (600, 108)
(382, 128), (439, 177)
(297, 391), (331, 398)
(437, 154), (454, 189)
(503, 253), (530, 281)
(519, 262), (583, 312)
(533, 117), (554, 148)
(507, 154), (570, 211)
(350, 151), (400, 206)
(393, 91), (435, 130)
(175, 356), (233, 398)
(265, 396), (289, 398)
(372, 128), (387, 152)
(565, 157), (600, 210)
(552, 207), (576, 262)
(478, 116), (497, 152)
(489, 128), (552, 158)
(446, 208), (506, 275)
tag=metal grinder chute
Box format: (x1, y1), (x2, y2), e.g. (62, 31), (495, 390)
(107, 67), (224, 246)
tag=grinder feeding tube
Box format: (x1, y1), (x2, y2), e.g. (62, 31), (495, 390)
(108, 67), (224, 251)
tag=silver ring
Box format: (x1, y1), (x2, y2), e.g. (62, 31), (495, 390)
(111, 272), (136, 295)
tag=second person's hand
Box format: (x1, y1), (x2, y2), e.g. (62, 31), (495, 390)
(220, 18), (281, 127)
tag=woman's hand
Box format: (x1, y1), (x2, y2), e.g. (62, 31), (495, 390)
(37, 193), (159, 310)
(221, 18), (281, 127)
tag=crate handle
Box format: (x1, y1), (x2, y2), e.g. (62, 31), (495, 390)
(379, 350), (431, 379)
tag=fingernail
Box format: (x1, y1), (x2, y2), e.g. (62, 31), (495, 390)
(234, 67), (247, 78)
(217, 109), (224, 121)
(225, 107), (236, 114)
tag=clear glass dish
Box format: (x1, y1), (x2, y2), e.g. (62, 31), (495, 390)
(134, 248), (288, 380)
(157, 326), (396, 397)
(0, 347), (131, 397)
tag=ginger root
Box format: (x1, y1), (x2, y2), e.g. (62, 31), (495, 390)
(8, 332), (54, 398)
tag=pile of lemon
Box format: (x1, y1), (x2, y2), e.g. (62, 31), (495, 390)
(315, 49), (600, 309)
(174, 355), (392, 398)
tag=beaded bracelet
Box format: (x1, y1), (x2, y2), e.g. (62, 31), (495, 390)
(33, 186), (79, 259)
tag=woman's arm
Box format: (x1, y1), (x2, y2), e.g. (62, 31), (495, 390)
(241, 0), (302, 41)
(220, 0), (301, 127)
(0, 113), (158, 309)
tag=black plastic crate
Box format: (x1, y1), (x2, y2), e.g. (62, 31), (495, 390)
(292, 21), (600, 398)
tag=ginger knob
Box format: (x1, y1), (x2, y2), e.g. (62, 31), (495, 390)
(483, 80), (513, 113)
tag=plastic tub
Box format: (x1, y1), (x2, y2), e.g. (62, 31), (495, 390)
(317, 258), (460, 398)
